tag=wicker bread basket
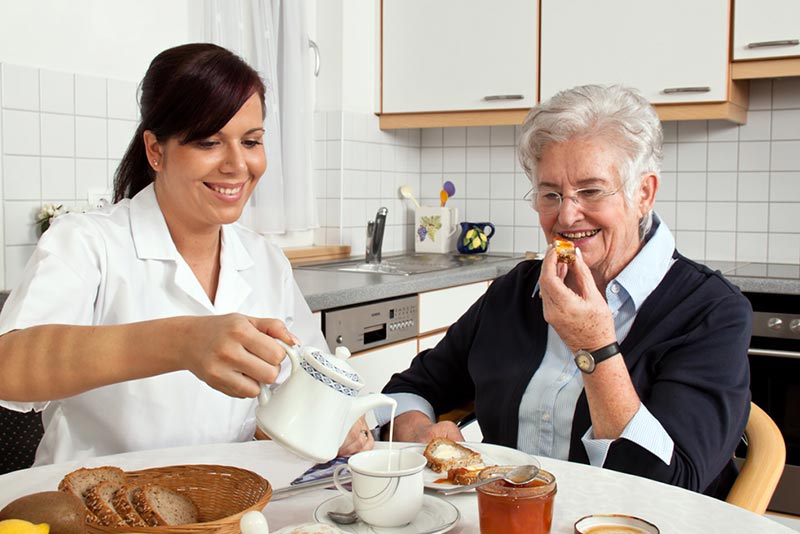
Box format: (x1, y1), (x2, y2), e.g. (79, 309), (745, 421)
(85, 464), (272, 534)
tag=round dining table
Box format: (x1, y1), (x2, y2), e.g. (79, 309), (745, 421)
(0, 440), (793, 534)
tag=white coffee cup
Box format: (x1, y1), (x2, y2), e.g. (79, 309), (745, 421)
(332, 449), (426, 527)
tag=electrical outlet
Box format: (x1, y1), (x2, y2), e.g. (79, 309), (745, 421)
(87, 188), (113, 209)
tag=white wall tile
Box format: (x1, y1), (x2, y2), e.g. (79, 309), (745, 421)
(708, 120), (739, 142)
(75, 75), (106, 117)
(738, 142), (771, 172)
(2, 110), (40, 155)
(661, 143), (677, 172)
(466, 146), (490, 172)
(661, 122), (677, 143)
(3, 155), (40, 200)
(40, 70), (74, 114)
(770, 173), (800, 202)
(75, 159), (109, 196)
(514, 201), (538, 226)
(442, 147), (466, 173)
(658, 172), (677, 200)
(771, 141), (800, 171)
(313, 111), (326, 141)
(739, 110), (771, 141)
(41, 157), (75, 200)
(466, 173), (490, 198)
(443, 127), (466, 147)
(2, 64), (39, 111)
(4, 244), (35, 289)
(490, 173), (515, 199)
(748, 80), (773, 111)
(769, 203), (800, 233)
(466, 126), (490, 146)
(107, 119), (136, 160)
(655, 201), (676, 230)
(465, 198), (491, 221)
(490, 146), (515, 172)
(677, 143), (707, 172)
(326, 111), (342, 140)
(490, 126), (515, 146)
(707, 142), (738, 172)
(490, 200), (515, 226)
(676, 172), (706, 201)
(737, 233), (768, 262)
(705, 231), (736, 261)
(675, 230), (705, 260)
(707, 172), (737, 201)
(737, 202), (769, 232)
(772, 78), (800, 110)
(420, 147), (442, 173)
(75, 117), (107, 158)
(677, 121), (707, 142)
(421, 128), (443, 147)
(40, 113), (75, 157)
(706, 202), (736, 232)
(738, 172), (769, 202)
(768, 234), (800, 264)
(4, 200), (40, 245)
(489, 225), (513, 253)
(676, 202), (705, 231)
(326, 140), (341, 169)
(514, 226), (541, 254)
(772, 109), (800, 140)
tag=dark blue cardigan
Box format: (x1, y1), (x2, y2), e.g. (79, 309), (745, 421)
(383, 253), (752, 499)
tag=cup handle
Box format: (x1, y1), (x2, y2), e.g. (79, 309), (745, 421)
(332, 464), (352, 496)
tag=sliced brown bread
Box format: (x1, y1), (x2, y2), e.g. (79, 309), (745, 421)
(111, 484), (148, 528)
(423, 437), (482, 473)
(85, 480), (128, 527)
(58, 466), (128, 523)
(132, 484), (199, 526)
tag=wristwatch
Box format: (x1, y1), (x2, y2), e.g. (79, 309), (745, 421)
(574, 342), (621, 374)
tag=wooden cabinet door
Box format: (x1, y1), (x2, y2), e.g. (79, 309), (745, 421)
(540, 0), (730, 104)
(733, 0), (800, 60)
(382, 0), (538, 113)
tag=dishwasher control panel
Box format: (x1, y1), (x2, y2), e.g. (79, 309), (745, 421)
(323, 295), (419, 353)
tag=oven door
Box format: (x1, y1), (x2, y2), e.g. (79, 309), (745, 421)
(746, 345), (800, 514)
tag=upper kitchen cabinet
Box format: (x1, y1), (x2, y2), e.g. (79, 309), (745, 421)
(540, 0), (747, 124)
(379, 0), (538, 129)
(731, 0), (800, 79)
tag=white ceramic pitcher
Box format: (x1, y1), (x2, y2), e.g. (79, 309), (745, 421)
(255, 339), (396, 463)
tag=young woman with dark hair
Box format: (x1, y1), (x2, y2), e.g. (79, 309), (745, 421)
(0, 43), (374, 465)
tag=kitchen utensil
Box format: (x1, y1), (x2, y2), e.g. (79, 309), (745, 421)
(399, 185), (421, 208)
(443, 180), (455, 197)
(440, 189), (449, 207)
(255, 341), (397, 463)
(440, 464), (540, 496)
(327, 510), (358, 525)
(271, 473), (352, 501)
(457, 222), (495, 254)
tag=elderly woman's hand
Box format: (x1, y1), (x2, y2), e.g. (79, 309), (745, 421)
(337, 415), (376, 456)
(538, 245), (617, 352)
(178, 314), (297, 399)
(388, 410), (464, 444)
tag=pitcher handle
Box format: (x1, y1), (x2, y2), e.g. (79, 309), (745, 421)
(273, 338), (301, 374)
(482, 222), (496, 239)
(447, 207), (459, 237)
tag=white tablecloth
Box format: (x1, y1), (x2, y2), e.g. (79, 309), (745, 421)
(0, 440), (793, 534)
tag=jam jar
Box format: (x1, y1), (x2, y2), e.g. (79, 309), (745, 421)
(476, 466), (557, 534)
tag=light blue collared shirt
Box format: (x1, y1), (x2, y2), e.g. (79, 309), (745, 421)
(378, 214), (676, 468)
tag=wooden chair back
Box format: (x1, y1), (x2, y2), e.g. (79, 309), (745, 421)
(726, 402), (786, 514)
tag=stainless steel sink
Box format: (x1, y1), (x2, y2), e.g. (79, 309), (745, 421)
(297, 253), (514, 276)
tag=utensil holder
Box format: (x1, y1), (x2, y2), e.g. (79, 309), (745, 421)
(414, 206), (458, 254)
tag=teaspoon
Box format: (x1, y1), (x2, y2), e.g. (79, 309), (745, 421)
(439, 464), (540, 496)
(399, 185), (421, 209)
(327, 509), (359, 525)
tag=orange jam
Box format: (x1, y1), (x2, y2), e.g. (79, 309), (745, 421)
(476, 468), (556, 534)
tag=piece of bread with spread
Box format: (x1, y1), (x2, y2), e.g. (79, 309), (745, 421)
(554, 239), (576, 264)
(423, 437), (482, 474)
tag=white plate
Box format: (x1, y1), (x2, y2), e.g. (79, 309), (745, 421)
(402, 441), (538, 490)
(313, 493), (459, 534)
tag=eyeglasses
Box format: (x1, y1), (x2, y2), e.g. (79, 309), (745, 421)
(523, 184), (624, 215)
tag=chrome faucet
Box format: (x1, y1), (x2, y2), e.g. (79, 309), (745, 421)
(365, 207), (388, 264)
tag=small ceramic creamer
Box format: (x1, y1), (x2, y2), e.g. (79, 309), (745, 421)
(255, 340), (396, 463)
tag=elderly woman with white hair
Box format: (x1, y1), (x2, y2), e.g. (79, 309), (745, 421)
(380, 84), (751, 498)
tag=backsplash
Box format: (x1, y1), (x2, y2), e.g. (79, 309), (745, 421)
(316, 78), (800, 265)
(2, 66), (798, 290)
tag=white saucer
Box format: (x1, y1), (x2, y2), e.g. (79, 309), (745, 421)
(313, 493), (460, 534)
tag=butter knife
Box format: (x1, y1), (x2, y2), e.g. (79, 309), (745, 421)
(270, 473), (351, 501)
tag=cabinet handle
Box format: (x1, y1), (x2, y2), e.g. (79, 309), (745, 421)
(309, 39), (321, 77)
(482, 94), (524, 101)
(662, 86), (711, 95)
(747, 39), (799, 49)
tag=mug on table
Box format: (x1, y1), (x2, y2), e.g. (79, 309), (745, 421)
(332, 449), (426, 527)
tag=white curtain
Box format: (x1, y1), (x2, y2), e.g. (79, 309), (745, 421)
(204, 0), (318, 236)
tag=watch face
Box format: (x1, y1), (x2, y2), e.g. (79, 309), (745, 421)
(575, 350), (595, 373)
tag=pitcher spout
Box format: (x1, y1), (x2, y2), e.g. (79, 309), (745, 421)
(344, 393), (397, 436)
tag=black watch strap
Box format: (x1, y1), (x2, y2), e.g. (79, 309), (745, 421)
(591, 341), (621, 364)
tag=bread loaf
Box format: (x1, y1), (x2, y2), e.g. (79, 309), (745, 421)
(132, 484), (199, 526)
(110, 485), (148, 528)
(423, 437), (482, 473)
